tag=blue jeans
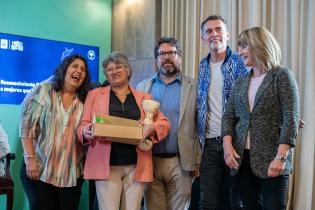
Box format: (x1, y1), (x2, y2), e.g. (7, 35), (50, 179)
(235, 149), (289, 210)
(199, 139), (231, 210)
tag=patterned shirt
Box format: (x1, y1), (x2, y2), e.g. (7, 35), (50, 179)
(19, 83), (84, 187)
(197, 47), (248, 149)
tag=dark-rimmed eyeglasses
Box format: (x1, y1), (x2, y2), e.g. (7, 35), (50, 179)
(157, 51), (178, 59)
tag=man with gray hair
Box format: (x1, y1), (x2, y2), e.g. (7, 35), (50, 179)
(197, 15), (248, 210)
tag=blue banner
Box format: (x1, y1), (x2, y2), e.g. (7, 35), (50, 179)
(0, 32), (99, 105)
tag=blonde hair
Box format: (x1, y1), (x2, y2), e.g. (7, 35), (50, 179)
(238, 27), (281, 71)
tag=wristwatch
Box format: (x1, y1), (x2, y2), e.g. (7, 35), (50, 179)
(275, 155), (287, 162)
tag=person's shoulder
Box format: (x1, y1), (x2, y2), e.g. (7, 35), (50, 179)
(228, 51), (243, 63)
(136, 76), (154, 90)
(273, 66), (295, 81)
(182, 75), (196, 85)
(225, 50), (248, 75)
(138, 77), (153, 85)
(131, 87), (151, 99)
(276, 66), (291, 74)
(30, 82), (52, 95)
(200, 55), (208, 63)
(199, 54), (209, 67)
(88, 86), (109, 95)
(21, 82), (52, 106)
(36, 82), (51, 89)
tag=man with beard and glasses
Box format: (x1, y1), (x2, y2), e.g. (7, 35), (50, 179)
(197, 15), (248, 210)
(137, 36), (201, 210)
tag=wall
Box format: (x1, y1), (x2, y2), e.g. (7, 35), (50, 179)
(111, 0), (161, 86)
(0, 0), (112, 209)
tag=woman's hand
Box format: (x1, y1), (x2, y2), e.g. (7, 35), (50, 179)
(21, 138), (39, 180)
(139, 120), (155, 138)
(223, 136), (240, 169)
(25, 157), (39, 181)
(268, 144), (290, 177)
(268, 159), (286, 177)
(138, 139), (153, 151)
(83, 123), (93, 140)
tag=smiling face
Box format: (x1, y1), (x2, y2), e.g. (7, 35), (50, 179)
(238, 44), (256, 67)
(156, 43), (181, 76)
(105, 62), (130, 86)
(201, 19), (229, 53)
(64, 58), (87, 91)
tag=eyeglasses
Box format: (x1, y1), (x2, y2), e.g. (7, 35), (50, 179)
(157, 51), (178, 59)
(106, 64), (124, 74)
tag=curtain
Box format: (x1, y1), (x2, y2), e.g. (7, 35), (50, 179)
(160, 0), (315, 209)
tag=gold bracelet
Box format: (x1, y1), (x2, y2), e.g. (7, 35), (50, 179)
(23, 153), (35, 158)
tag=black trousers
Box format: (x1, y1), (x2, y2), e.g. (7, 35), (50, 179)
(199, 139), (231, 210)
(235, 150), (289, 210)
(188, 176), (200, 210)
(20, 163), (84, 210)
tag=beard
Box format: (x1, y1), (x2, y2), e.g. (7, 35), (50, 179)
(158, 61), (180, 76)
(209, 39), (227, 52)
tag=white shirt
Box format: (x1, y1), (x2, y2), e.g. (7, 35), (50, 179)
(245, 73), (266, 149)
(206, 60), (224, 138)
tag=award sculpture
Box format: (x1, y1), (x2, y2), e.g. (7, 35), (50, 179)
(138, 99), (160, 151)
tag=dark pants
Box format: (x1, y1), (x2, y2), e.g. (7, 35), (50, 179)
(89, 180), (99, 210)
(188, 176), (200, 210)
(20, 163), (84, 210)
(236, 150), (289, 210)
(199, 139), (231, 210)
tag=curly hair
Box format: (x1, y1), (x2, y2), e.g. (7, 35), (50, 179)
(52, 54), (92, 103)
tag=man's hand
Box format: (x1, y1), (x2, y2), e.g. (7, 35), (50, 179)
(299, 119), (305, 129)
(190, 164), (200, 177)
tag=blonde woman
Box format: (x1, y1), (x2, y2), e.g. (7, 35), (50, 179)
(222, 27), (299, 210)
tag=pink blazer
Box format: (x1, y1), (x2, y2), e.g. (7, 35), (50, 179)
(77, 86), (170, 182)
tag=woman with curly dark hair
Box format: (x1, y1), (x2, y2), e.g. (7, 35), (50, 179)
(19, 54), (91, 210)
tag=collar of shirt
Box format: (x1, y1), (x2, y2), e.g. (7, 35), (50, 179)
(206, 46), (232, 66)
(152, 73), (182, 85)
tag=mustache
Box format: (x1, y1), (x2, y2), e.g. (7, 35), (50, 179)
(210, 38), (221, 42)
(162, 60), (174, 66)
(162, 62), (175, 67)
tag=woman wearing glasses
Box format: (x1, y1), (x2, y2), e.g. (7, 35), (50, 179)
(77, 52), (170, 210)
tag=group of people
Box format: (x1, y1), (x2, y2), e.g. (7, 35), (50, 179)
(19, 14), (300, 210)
